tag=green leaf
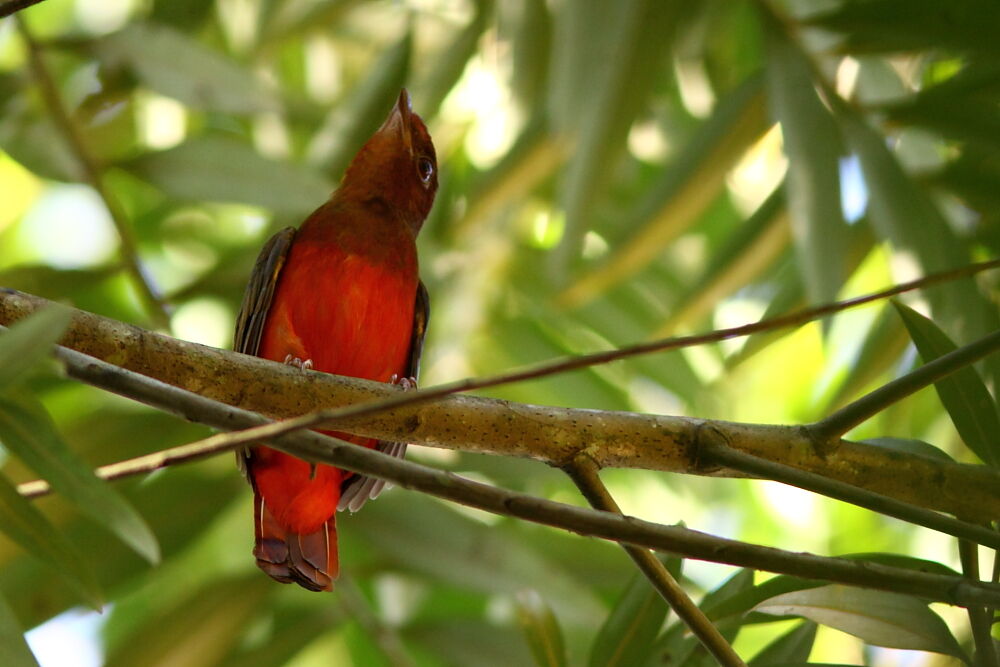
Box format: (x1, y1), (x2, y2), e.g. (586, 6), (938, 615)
(699, 568), (756, 617)
(98, 23), (279, 113)
(861, 437), (955, 463)
(0, 306), (71, 391)
(657, 188), (788, 334)
(454, 115), (565, 237)
(0, 591), (38, 667)
(515, 590), (567, 667)
(708, 574), (825, 622)
(510, 0), (552, 109)
(104, 576), (270, 667)
(749, 621), (816, 665)
(843, 552), (959, 578)
(587, 563), (675, 667)
(892, 301), (1000, 466)
(125, 136), (332, 214)
(754, 585), (964, 657)
(824, 304), (908, 411)
(0, 458), (242, 631)
(885, 64), (1000, 153)
(416, 0), (495, 119)
(763, 16), (850, 304)
(711, 554), (958, 622)
(407, 619), (536, 667)
(560, 74), (767, 307)
(308, 32), (411, 180)
(552, 0), (690, 273)
(215, 603), (344, 667)
(0, 395), (159, 564)
(0, 471), (102, 609)
(0, 267), (118, 302)
(723, 258), (806, 370)
(352, 493), (604, 627)
(806, 0), (1000, 59)
(0, 111), (79, 182)
(150, 0), (215, 30)
(838, 109), (1000, 387)
(930, 147), (1000, 221)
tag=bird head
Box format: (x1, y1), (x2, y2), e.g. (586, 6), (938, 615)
(340, 89), (438, 235)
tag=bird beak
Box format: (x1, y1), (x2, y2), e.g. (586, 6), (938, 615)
(379, 89), (414, 154)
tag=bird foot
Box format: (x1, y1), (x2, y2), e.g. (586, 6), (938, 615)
(283, 354), (313, 371)
(389, 374), (417, 391)
(283, 355), (316, 477)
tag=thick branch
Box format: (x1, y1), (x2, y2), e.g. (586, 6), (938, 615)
(2, 288), (1000, 522)
(29, 343), (1000, 608)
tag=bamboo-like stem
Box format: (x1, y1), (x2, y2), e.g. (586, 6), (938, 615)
(16, 19), (171, 330)
(701, 440), (1000, 549)
(960, 540), (999, 667)
(810, 328), (1000, 441)
(566, 456), (746, 667)
(19, 343), (1000, 608)
(3, 289), (1000, 521)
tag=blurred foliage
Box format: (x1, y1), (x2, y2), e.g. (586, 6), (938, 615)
(0, 0), (999, 664)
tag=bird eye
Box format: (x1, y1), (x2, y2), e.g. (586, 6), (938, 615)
(416, 157), (434, 185)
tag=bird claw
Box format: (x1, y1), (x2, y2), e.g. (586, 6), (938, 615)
(389, 374), (417, 391)
(283, 354), (314, 371)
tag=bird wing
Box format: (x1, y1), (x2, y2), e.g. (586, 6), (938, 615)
(338, 280), (428, 512)
(233, 227), (296, 477)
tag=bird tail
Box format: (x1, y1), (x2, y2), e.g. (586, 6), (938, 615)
(253, 491), (339, 592)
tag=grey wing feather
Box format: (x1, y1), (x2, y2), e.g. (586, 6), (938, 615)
(339, 280), (428, 512)
(233, 227), (296, 478)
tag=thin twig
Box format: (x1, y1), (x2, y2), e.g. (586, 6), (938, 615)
(26, 343), (1000, 608)
(566, 455), (746, 667)
(960, 540), (999, 667)
(811, 328), (1000, 440)
(0, 0), (46, 19)
(16, 422), (267, 499)
(377, 259), (1000, 408)
(16, 17), (171, 329)
(701, 440), (1000, 550)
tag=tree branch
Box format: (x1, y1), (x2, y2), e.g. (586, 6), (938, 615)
(811, 327), (1000, 440)
(2, 288), (999, 522)
(20, 342), (1000, 608)
(960, 540), (999, 667)
(0, 0), (46, 19)
(700, 439), (1000, 549)
(566, 455), (746, 666)
(16, 18), (171, 329)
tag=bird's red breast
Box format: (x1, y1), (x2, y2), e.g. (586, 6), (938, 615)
(252, 205), (418, 534)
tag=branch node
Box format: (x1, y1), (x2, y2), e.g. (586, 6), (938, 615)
(802, 424), (838, 460)
(691, 422), (730, 474)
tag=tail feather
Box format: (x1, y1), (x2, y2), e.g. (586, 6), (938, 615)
(253, 491), (339, 592)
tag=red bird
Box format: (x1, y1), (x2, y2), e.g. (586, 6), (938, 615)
(233, 90), (437, 591)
